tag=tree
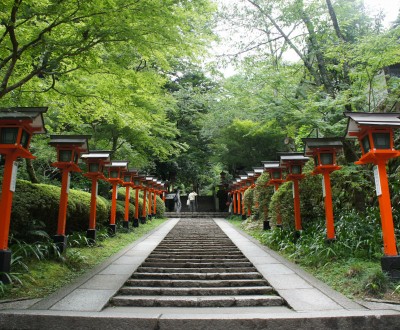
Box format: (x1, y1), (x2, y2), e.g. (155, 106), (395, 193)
(0, 0), (216, 99)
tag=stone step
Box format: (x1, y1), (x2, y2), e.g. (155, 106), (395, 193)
(118, 286), (274, 296)
(148, 254), (245, 259)
(153, 248), (238, 252)
(150, 251), (242, 256)
(136, 267), (258, 273)
(145, 258), (248, 263)
(141, 261), (253, 268)
(111, 295), (284, 307)
(156, 242), (237, 246)
(132, 272), (263, 280)
(125, 279), (269, 287)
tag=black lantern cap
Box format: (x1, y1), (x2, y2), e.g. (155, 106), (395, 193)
(303, 138), (343, 155)
(81, 150), (111, 161)
(279, 154), (309, 167)
(344, 112), (400, 138)
(49, 135), (91, 151)
(262, 161), (281, 170)
(0, 107), (47, 133)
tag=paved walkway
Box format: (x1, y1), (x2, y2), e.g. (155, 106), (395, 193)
(0, 217), (399, 329)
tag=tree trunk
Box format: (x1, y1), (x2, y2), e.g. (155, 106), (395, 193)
(247, 0), (323, 87)
(301, 10), (335, 96)
(325, 0), (351, 94)
(25, 158), (39, 183)
(326, 0), (345, 41)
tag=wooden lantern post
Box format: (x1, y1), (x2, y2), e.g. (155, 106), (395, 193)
(152, 178), (158, 217)
(140, 177), (149, 223)
(303, 138), (343, 241)
(81, 151), (111, 241)
(132, 175), (143, 227)
(252, 167), (264, 213)
(280, 154), (309, 232)
(49, 135), (90, 252)
(263, 161), (285, 229)
(154, 180), (163, 217)
(105, 161), (128, 235)
(239, 175), (248, 219)
(145, 176), (154, 220)
(122, 169), (138, 229)
(230, 181), (238, 215)
(0, 107), (47, 282)
(344, 112), (400, 279)
(235, 178), (242, 215)
(245, 171), (255, 218)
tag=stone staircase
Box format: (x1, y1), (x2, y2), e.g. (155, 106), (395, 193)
(164, 212), (230, 218)
(110, 218), (285, 308)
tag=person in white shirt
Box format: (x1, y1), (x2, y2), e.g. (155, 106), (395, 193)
(188, 191), (198, 212)
(174, 189), (182, 213)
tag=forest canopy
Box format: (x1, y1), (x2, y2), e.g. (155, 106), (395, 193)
(0, 0), (399, 193)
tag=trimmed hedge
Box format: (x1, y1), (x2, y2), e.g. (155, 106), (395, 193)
(10, 180), (109, 241)
(116, 187), (165, 218)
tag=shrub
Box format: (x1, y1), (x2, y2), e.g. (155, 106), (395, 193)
(253, 173), (274, 222)
(10, 180), (109, 241)
(116, 186), (165, 218)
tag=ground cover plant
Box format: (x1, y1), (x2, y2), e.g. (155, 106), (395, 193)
(0, 218), (167, 300)
(229, 215), (400, 303)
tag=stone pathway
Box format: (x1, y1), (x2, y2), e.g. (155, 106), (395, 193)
(111, 219), (283, 307)
(0, 216), (399, 329)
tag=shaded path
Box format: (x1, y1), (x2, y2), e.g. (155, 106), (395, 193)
(111, 218), (283, 307)
(0, 216), (399, 329)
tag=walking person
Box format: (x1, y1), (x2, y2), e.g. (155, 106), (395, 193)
(174, 189), (182, 213)
(188, 191), (198, 213)
(227, 192), (233, 215)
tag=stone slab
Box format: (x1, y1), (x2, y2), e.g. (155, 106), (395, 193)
(99, 264), (138, 275)
(256, 263), (295, 275)
(265, 273), (313, 289)
(80, 275), (129, 290)
(113, 256), (145, 265)
(279, 288), (342, 311)
(50, 289), (115, 312)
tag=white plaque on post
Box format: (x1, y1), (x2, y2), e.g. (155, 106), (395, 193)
(10, 162), (18, 192)
(292, 182), (295, 199)
(322, 176), (326, 198)
(66, 172), (71, 194)
(373, 165), (382, 197)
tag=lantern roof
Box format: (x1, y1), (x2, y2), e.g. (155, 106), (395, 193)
(246, 171), (255, 177)
(262, 161), (281, 170)
(344, 112), (400, 138)
(124, 168), (138, 174)
(253, 167), (264, 174)
(239, 175), (248, 180)
(0, 107), (48, 133)
(49, 135), (90, 152)
(280, 154), (309, 166)
(106, 160), (128, 168)
(81, 151), (111, 161)
(303, 137), (343, 155)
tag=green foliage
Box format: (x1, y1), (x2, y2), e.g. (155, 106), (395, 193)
(253, 173), (274, 222)
(363, 270), (390, 296)
(116, 187), (165, 218)
(11, 180), (109, 241)
(243, 187), (255, 216)
(212, 119), (286, 174)
(258, 205), (392, 268)
(268, 181), (295, 229)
